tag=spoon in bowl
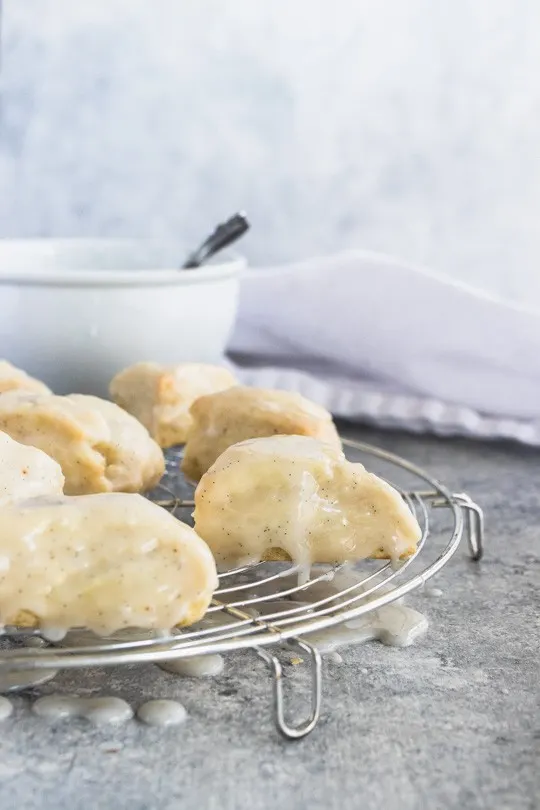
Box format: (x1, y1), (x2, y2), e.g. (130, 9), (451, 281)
(181, 212), (250, 269)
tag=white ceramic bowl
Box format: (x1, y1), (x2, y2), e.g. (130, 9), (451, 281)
(0, 239), (245, 397)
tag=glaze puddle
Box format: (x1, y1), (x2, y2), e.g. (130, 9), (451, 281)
(423, 586), (444, 598)
(137, 699), (187, 727)
(306, 603), (428, 652)
(158, 654), (224, 678)
(238, 566), (429, 653)
(33, 696), (133, 724)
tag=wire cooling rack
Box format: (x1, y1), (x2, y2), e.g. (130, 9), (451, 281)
(0, 438), (483, 739)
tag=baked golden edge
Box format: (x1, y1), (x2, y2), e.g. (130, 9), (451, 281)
(261, 545), (416, 563)
(5, 593), (211, 633)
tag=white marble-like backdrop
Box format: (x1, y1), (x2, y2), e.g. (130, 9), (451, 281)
(1, 0), (540, 303)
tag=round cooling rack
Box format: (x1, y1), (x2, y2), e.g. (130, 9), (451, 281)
(0, 438), (484, 739)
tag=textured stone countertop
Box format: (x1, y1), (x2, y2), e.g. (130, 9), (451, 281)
(0, 427), (538, 810)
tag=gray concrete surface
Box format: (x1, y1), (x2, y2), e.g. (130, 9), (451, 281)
(0, 427), (538, 810)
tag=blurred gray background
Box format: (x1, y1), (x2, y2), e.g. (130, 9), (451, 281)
(1, 0), (539, 303)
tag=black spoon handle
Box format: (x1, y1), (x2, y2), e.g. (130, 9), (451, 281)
(182, 212), (250, 269)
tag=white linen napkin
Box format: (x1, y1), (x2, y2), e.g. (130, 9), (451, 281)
(228, 250), (540, 445)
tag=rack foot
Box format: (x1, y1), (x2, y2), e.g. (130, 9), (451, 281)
(258, 639), (322, 740)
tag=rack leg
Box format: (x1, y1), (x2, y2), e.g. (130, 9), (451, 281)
(454, 494), (485, 561)
(414, 491), (485, 562)
(257, 639), (322, 740)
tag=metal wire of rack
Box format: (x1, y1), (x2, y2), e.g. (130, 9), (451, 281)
(0, 438), (484, 739)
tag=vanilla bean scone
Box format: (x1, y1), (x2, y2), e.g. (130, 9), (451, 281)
(193, 435), (421, 566)
(0, 432), (217, 634)
(0, 493), (218, 634)
(109, 362), (237, 448)
(0, 360), (51, 395)
(0, 391), (164, 495)
(182, 386), (342, 482)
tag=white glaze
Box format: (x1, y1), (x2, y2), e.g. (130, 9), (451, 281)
(0, 696), (13, 720)
(245, 567), (428, 652)
(33, 695), (133, 724)
(194, 435), (421, 567)
(40, 626), (68, 643)
(424, 587), (444, 598)
(33, 696), (79, 720)
(159, 654), (224, 678)
(60, 627), (174, 647)
(137, 699), (187, 727)
(0, 476), (217, 635)
(308, 603), (428, 651)
(82, 697), (134, 725)
(325, 651), (343, 664)
(0, 431), (64, 505)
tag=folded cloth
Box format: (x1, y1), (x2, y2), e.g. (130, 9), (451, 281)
(228, 250), (540, 446)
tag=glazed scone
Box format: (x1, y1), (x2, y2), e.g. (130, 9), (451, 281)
(0, 391), (164, 495)
(0, 492), (218, 635)
(109, 362), (237, 448)
(0, 360), (51, 395)
(193, 435), (421, 567)
(0, 430), (65, 504)
(182, 386), (341, 481)
(0, 434), (216, 633)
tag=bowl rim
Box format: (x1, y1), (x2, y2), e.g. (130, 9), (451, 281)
(0, 238), (246, 287)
